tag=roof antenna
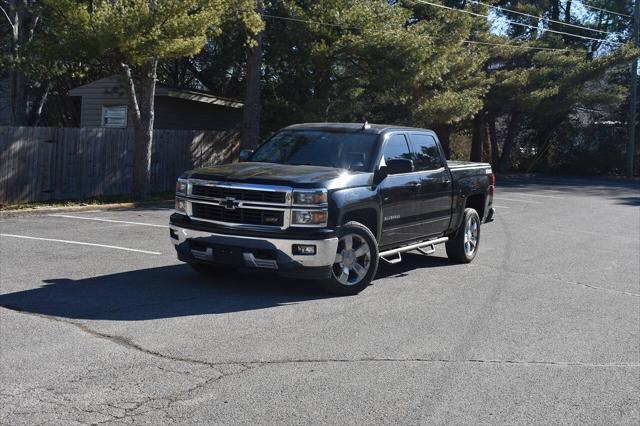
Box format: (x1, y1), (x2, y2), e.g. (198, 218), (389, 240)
(362, 120), (370, 130)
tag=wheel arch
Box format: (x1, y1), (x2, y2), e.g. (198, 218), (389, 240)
(339, 207), (380, 242)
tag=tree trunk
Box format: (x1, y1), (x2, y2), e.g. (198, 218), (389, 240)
(564, 0), (572, 23)
(562, 0), (573, 44)
(487, 111), (499, 169)
(27, 81), (51, 126)
(7, 0), (39, 126)
(8, 0), (26, 125)
(9, 70), (28, 125)
(123, 60), (158, 200)
(434, 125), (452, 159)
(499, 113), (520, 173)
(470, 111), (486, 162)
(241, 1), (264, 151)
(550, 0), (560, 23)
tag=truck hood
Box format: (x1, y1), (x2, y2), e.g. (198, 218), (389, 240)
(184, 162), (365, 188)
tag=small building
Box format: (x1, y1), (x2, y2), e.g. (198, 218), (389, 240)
(69, 76), (243, 130)
(0, 78), (10, 126)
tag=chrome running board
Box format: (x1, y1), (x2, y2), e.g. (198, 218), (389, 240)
(379, 237), (448, 265)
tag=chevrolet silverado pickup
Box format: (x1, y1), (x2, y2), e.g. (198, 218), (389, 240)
(170, 123), (495, 295)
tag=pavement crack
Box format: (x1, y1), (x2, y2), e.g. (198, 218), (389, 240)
(474, 263), (640, 298)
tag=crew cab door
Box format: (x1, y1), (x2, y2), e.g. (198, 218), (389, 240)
(378, 133), (423, 247)
(407, 132), (453, 238)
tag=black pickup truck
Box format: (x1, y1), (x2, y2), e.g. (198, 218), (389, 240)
(170, 123), (494, 294)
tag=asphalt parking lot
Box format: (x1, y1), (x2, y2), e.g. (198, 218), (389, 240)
(1, 176), (638, 424)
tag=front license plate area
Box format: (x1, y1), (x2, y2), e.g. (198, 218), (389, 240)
(212, 245), (243, 265)
(189, 241), (243, 266)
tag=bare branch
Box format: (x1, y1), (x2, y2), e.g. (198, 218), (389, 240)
(122, 63), (142, 125)
(0, 5), (15, 30)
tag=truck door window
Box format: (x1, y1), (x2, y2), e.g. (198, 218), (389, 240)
(383, 134), (412, 162)
(410, 134), (443, 171)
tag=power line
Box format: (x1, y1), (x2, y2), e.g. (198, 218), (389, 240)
(414, 0), (623, 45)
(578, 1), (632, 18)
(260, 13), (569, 52)
(462, 39), (566, 51)
(469, 0), (613, 35)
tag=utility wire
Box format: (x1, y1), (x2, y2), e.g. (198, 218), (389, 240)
(462, 39), (567, 51)
(578, 1), (632, 18)
(414, 0), (623, 45)
(469, 0), (613, 35)
(260, 13), (569, 52)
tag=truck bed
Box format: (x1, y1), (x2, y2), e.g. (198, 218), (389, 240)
(447, 160), (492, 171)
(447, 160), (493, 182)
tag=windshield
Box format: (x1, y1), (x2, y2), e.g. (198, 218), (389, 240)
(249, 130), (379, 172)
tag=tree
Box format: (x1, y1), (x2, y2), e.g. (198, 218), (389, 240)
(45, 0), (262, 199)
(1, 0), (41, 125)
(480, 0), (638, 172)
(241, 0), (263, 150)
(254, 0), (489, 155)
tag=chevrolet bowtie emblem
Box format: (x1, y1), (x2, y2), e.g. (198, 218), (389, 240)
(223, 197), (239, 210)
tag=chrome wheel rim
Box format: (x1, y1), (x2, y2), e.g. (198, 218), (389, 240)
(464, 216), (479, 256)
(332, 233), (371, 286)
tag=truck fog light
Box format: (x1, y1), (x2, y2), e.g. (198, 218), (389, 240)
(293, 244), (316, 255)
(175, 197), (186, 213)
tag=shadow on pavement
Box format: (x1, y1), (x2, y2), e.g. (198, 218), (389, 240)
(377, 253), (452, 279)
(0, 253), (453, 321)
(615, 196), (640, 206)
(0, 265), (333, 321)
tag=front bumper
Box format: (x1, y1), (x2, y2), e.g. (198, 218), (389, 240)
(170, 223), (338, 280)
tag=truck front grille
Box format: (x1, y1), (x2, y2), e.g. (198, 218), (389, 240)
(191, 185), (286, 204)
(191, 202), (284, 227)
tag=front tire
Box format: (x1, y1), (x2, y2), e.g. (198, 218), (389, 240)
(322, 221), (379, 295)
(446, 207), (481, 263)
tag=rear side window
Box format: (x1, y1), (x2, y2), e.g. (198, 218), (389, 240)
(383, 134), (412, 162)
(410, 134), (443, 171)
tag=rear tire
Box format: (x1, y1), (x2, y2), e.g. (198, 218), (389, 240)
(188, 262), (233, 276)
(446, 208), (481, 263)
(322, 221), (379, 295)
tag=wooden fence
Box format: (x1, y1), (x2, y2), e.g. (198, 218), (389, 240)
(0, 126), (239, 204)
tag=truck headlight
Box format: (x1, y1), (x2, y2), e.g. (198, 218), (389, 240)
(175, 197), (186, 214)
(292, 210), (328, 226)
(176, 178), (188, 195)
(293, 189), (327, 205)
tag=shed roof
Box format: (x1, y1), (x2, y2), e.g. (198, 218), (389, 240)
(69, 76), (243, 109)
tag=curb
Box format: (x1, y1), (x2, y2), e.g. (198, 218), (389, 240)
(0, 200), (174, 218)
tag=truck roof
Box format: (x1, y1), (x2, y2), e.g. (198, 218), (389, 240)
(283, 122), (435, 135)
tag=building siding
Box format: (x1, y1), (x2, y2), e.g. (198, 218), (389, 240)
(72, 76), (241, 131)
(154, 97), (242, 130)
(0, 78), (11, 125)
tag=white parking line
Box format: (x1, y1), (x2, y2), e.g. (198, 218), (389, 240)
(492, 205), (510, 209)
(49, 214), (167, 228)
(0, 233), (161, 255)
(499, 192), (564, 200)
(493, 197), (542, 204)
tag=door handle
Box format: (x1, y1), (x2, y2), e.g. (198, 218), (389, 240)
(410, 182), (422, 191)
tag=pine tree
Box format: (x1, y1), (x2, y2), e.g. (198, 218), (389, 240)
(45, 0), (262, 199)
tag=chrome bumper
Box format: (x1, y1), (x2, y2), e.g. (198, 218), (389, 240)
(170, 224), (338, 268)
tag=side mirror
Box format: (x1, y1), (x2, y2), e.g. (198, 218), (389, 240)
(385, 158), (414, 175)
(239, 149), (254, 162)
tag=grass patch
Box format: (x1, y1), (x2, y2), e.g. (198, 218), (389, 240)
(0, 192), (174, 211)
